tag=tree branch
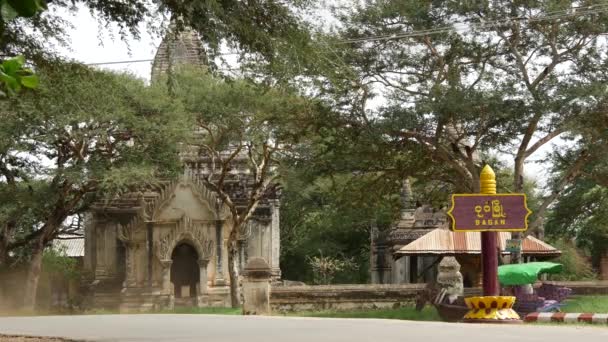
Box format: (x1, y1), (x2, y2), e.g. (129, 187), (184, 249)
(529, 150), (591, 231)
(524, 126), (566, 158)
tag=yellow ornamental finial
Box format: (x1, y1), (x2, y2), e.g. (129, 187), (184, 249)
(480, 165), (496, 195)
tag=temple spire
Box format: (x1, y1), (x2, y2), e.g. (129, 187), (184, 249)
(151, 23), (208, 82)
(400, 178), (415, 210)
(398, 177), (416, 227)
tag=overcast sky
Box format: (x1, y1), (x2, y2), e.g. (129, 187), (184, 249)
(55, 5), (160, 81)
(55, 5), (558, 189)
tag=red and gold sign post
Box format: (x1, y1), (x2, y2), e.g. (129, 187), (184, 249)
(447, 165), (532, 323)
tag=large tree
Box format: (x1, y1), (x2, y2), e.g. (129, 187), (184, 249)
(0, 61), (185, 310)
(303, 1), (608, 240)
(1, 0), (314, 64)
(545, 109), (608, 266)
(171, 66), (321, 307)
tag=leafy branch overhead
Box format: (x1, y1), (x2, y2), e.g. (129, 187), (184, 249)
(0, 55), (38, 96)
(0, 0), (45, 96)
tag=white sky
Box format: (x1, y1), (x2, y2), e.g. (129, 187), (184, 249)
(55, 5), (558, 190)
(55, 5), (160, 81)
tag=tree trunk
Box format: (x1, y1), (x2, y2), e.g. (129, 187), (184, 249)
(511, 155), (526, 264)
(227, 241), (240, 308)
(0, 244), (7, 268)
(0, 221), (15, 268)
(23, 239), (44, 312)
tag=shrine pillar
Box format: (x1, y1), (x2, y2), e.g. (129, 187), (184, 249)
(198, 259), (209, 295)
(123, 242), (139, 288)
(160, 260), (173, 295)
(197, 258), (209, 307)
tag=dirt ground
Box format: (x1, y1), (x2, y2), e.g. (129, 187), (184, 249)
(0, 335), (78, 342)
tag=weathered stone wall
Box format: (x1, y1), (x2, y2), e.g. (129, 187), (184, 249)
(270, 284), (426, 312)
(544, 281), (608, 295)
(270, 283), (585, 313)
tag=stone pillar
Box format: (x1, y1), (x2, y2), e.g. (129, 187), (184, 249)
(417, 256), (424, 277)
(147, 223), (154, 287)
(83, 213), (95, 274)
(215, 219), (225, 285)
(197, 259), (209, 307)
(436, 256), (464, 304)
(160, 260), (174, 310)
(242, 257), (272, 315)
(392, 257), (404, 284)
(238, 240), (246, 273)
(160, 260), (173, 295)
(94, 221), (108, 278)
(404, 256), (411, 284)
(199, 259), (209, 295)
(270, 200), (281, 278)
(123, 242), (138, 288)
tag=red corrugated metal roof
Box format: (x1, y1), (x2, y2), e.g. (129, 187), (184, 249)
(395, 229), (560, 256)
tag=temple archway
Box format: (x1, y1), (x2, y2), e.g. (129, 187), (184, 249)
(170, 243), (200, 298)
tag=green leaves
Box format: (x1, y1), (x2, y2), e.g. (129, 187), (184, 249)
(0, 60), (186, 267)
(0, 0), (46, 20)
(0, 55), (38, 96)
(19, 75), (38, 88)
(0, 0), (18, 21)
(0, 0), (46, 39)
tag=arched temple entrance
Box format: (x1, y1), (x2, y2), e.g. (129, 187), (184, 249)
(170, 243), (200, 298)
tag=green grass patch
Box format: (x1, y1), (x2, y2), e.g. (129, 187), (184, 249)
(561, 296), (608, 313)
(286, 306), (441, 322)
(156, 307), (241, 315)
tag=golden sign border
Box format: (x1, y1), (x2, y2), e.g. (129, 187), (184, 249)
(446, 193), (533, 233)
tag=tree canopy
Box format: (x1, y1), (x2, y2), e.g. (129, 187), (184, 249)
(0, 61), (186, 308)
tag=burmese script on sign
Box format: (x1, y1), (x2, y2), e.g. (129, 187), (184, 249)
(447, 194), (531, 232)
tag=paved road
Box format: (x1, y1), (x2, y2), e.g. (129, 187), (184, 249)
(0, 315), (607, 342)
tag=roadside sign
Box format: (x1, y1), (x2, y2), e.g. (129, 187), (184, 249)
(505, 239), (522, 253)
(446, 194), (532, 232)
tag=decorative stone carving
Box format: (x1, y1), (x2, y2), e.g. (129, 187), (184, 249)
(117, 216), (140, 243)
(185, 174), (231, 219)
(198, 259), (209, 296)
(199, 239), (214, 261)
(142, 180), (178, 221)
(436, 256), (464, 303)
(116, 216), (144, 288)
(155, 215), (215, 261)
(238, 221), (253, 242)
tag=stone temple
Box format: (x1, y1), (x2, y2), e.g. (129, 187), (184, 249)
(83, 27), (281, 311)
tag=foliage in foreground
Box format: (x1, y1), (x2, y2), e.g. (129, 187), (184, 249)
(546, 177), (608, 267)
(545, 239), (597, 281)
(562, 296), (608, 314)
(42, 246), (80, 280)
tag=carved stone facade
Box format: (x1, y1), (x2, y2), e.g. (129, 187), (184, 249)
(83, 27), (281, 311)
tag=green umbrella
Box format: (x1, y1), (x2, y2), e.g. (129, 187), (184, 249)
(498, 262), (563, 286)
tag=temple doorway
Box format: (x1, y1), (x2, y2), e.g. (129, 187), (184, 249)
(170, 243), (200, 298)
